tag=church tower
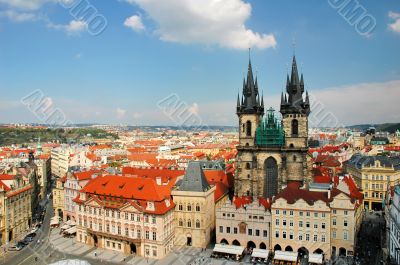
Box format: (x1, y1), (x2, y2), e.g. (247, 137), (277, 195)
(280, 55), (311, 184)
(234, 53), (311, 199)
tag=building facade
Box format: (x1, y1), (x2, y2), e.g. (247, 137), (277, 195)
(172, 161), (216, 248)
(0, 174), (33, 244)
(216, 196), (271, 250)
(346, 154), (400, 210)
(388, 185), (400, 264)
(74, 175), (175, 259)
(53, 176), (66, 219)
(235, 56), (311, 198)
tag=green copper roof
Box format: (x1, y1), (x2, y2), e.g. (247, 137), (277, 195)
(255, 108), (285, 147)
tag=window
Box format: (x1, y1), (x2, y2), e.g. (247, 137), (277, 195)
(292, 119), (298, 135)
(332, 230), (336, 239)
(248, 229), (253, 236)
(152, 232), (157, 241)
(276, 219), (280, 226)
(276, 210), (280, 214)
(314, 223), (318, 229)
(137, 214), (141, 222)
(299, 221), (303, 227)
(118, 226), (121, 235)
(290, 211), (293, 216)
(344, 231), (348, 240)
(322, 213), (326, 218)
(283, 220), (287, 226)
(333, 209), (337, 214)
(125, 227), (129, 236)
(196, 220), (200, 228)
(322, 222), (326, 229)
(219, 226), (223, 233)
(299, 211), (303, 216)
(234, 228), (238, 234)
(290, 220), (293, 227)
(306, 222), (310, 228)
(275, 231), (279, 238)
(263, 230), (268, 237)
(314, 212), (318, 218)
(152, 216), (156, 224)
(333, 218), (336, 226)
(137, 229), (141, 239)
(283, 231), (286, 239)
(283, 210), (287, 215)
(256, 229), (260, 236)
(178, 204), (183, 211)
(306, 212), (310, 217)
(344, 220), (348, 227)
(106, 224), (110, 232)
(187, 204), (192, 211)
(321, 235), (326, 242)
(145, 231), (149, 240)
(289, 232), (293, 239)
(306, 234), (310, 241)
(153, 249), (157, 257)
(299, 234), (303, 240)
(187, 219), (192, 227)
(227, 227), (231, 234)
(196, 204), (200, 212)
(344, 210), (348, 215)
(246, 120), (252, 136)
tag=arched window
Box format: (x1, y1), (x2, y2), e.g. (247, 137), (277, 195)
(179, 219), (183, 226)
(195, 204), (200, 212)
(195, 220), (200, 228)
(187, 219), (192, 228)
(178, 204), (183, 211)
(264, 157), (278, 198)
(246, 120), (252, 136)
(292, 119), (298, 136)
(293, 155), (297, 162)
(245, 162), (251, 169)
(187, 204), (192, 211)
(242, 124), (245, 132)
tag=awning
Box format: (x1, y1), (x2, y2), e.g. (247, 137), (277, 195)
(213, 244), (244, 256)
(273, 251), (298, 262)
(50, 259), (90, 265)
(308, 253), (323, 264)
(66, 220), (76, 226)
(251, 248), (270, 259)
(64, 226), (77, 234)
(50, 219), (59, 226)
(60, 224), (70, 230)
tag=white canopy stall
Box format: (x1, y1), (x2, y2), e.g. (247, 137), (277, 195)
(50, 217), (60, 227)
(273, 251), (298, 264)
(308, 253), (323, 264)
(64, 226), (77, 235)
(251, 248), (270, 259)
(50, 259), (90, 265)
(213, 244), (245, 256)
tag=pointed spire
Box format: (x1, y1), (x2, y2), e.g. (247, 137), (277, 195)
(290, 55), (300, 86)
(280, 92), (284, 105)
(305, 91), (310, 105)
(237, 93), (240, 108)
(261, 92), (264, 108)
(300, 73), (304, 92)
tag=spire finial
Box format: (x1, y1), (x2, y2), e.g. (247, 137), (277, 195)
(292, 37), (296, 56)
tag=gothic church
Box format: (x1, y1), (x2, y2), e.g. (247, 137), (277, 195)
(234, 55), (311, 198)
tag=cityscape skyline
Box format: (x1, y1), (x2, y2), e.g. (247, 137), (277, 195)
(0, 0), (399, 126)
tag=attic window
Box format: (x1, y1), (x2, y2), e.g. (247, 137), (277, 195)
(102, 181), (108, 187)
(119, 184), (125, 189)
(138, 185), (144, 191)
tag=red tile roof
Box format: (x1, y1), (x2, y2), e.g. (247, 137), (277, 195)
(275, 181), (330, 205)
(73, 169), (102, 181)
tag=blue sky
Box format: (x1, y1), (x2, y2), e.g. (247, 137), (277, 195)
(0, 0), (399, 126)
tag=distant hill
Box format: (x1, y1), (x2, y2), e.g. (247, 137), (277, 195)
(347, 123), (400, 133)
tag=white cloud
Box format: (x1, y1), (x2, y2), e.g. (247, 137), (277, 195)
(48, 20), (87, 35)
(309, 80), (400, 126)
(0, 10), (37, 22)
(116, 108), (127, 119)
(388, 11), (400, 33)
(0, 0), (52, 10)
(126, 0), (276, 50)
(124, 15), (145, 32)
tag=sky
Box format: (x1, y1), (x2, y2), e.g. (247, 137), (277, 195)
(0, 0), (399, 127)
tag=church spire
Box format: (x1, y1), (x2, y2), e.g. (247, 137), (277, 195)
(236, 51), (263, 116)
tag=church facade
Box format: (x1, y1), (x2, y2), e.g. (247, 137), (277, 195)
(234, 55), (311, 198)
